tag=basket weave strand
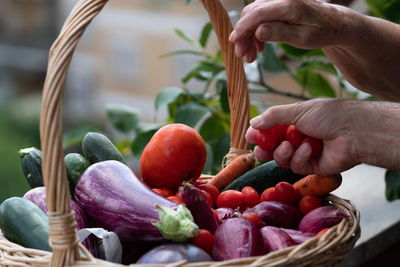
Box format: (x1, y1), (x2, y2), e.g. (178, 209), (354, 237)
(0, 0), (360, 266)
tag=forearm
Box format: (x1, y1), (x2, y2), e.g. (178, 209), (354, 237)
(352, 101), (400, 171)
(323, 8), (400, 101)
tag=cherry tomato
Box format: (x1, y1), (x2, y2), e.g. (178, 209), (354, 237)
(286, 125), (305, 149)
(242, 212), (261, 226)
(299, 195), (322, 215)
(260, 187), (280, 202)
(217, 190), (245, 210)
(193, 229), (213, 255)
(274, 125), (289, 144)
(197, 184), (220, 205)
(256, 128), (277, 152)
(152, 188), (167, 197)
(302, 136), (323, 158)
(275, 182), (300, 204)
(241, 186), (259, 208)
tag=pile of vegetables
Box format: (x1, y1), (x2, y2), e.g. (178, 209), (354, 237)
(0, 123), (348, 264)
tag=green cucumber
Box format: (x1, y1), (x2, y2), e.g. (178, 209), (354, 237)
(82, 132), (125, 164)
(222, 160), (304, 194)
(64, 153), (90, 197)
(18, 147), (44, 188)
(0, 197), (51, 251)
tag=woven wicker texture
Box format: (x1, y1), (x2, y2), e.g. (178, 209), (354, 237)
(0, 0), (360, 266)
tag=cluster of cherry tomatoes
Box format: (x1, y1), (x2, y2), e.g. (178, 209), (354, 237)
(256, 125), (323, 158)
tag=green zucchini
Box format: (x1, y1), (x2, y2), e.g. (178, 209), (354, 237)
(64, 153), (90, 197)
(222, 160), (304, 194)
(18, 147), (44, 188)
(0, 197), (51, 251)
(82, 132), (125, 164)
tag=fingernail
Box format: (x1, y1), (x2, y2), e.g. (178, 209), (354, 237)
(297, 143), (311, 157)
(250, 116), (262, 127)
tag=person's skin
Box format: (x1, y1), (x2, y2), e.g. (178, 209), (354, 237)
(229, 0), (400, 101)
(229, 0), (400, 174)
(246, 99), (400, 175)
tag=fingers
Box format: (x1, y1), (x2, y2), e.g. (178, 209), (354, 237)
(255, 22), (309, 48)
(273, 141), (293, 169)
(250, 103), (303, 130)
(245, 126), (258, 144)
(253, 145), (273, 162)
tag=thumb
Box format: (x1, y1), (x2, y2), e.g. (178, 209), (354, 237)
(250, 103), (304, 129)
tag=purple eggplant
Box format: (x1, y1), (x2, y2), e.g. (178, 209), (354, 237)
(74, 160), (199, 242)
(298, 206), (348, 234)
(212, 217), (264, 261)
(137, 243), (213, 264)
(180, 183), (218, 233)
(23, 186), (99, 257)
(244, 201), (301, 229)
(260, 226), (296, 252)
(280, 228), (315, 244)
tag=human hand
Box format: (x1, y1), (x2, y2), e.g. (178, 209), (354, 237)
(246, 98), (367, 175)
(229, 0), (349, 63)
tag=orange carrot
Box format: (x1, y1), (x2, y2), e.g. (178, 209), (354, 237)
(293, 174), (342, 197)
(208, 153), (255, 190)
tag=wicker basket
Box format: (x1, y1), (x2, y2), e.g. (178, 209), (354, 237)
(0, 0), (360, 266)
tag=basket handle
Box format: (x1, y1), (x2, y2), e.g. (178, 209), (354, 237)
(40, 0), (249, 266)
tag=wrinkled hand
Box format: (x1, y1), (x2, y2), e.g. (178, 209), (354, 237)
(229, 0), (348, 62)
(246, 98), (368, 175)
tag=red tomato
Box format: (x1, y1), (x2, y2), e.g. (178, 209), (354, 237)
(275, 182), (300, 204)
(255, 128), (277, 152)
(152, 188), (167, 197)
(299, 195), (322, 215)
(140, 124), (207, 191)
(274, 125), (289, 144)
(201, 190), (214, 208)
(217, 190), (245, 210)
(193, 229), (213, 255)
(302, 136), (323, 158)
(197, 184), (220, 205)
(286, 125), (305, 149)
(260, 187), (280, 202)
(242, 213), (261, 226)
(241, 186), (259, 208)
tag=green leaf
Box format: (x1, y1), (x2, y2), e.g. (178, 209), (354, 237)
(174, 28), (202, 49)
(203, 143), (213, 174)
(295, 69), (336, 97)
(249, 104), (260, 119)
(199, 116), (226, 142)
(106, 103), (141, 133)
(131, 127), (159, 156)
(182, 61), (225, 84)
(186, 0), (196, 5)
(174, 103), (210, 127)
(159, 50), (204, 59)
(280, 43), (325, 59)
(297, 61), (338, 75)
(385, 169), (400, 201)
(217, 80), (230, 113)
(199, 22), (213, 48)
(155, 87), (185, 113)
(366, 0), (400, 23)
(63, 125), (99, 150)
(259, 43), (285, 73)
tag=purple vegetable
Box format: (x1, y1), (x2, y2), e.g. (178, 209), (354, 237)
(298, 206), (348, 234)
(280, 228), (315, 244)
(23, 186), (99, 257)
(75, 160), (199, 242)
(137, 243), (213, 264)
(260, 226), (296, 252)
(212, 218), (264, 261)
(215, 208), (237, 224)
(244, 201), (301, 229)
(180, 183), (218, 233)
